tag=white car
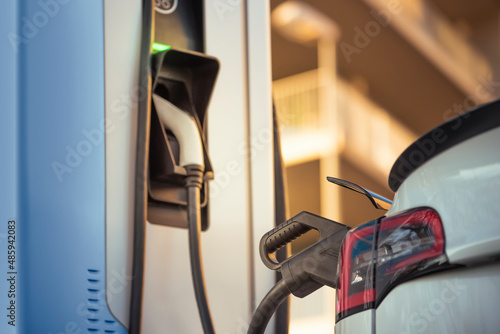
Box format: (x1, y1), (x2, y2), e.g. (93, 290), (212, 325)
(335, 99), (500, 334)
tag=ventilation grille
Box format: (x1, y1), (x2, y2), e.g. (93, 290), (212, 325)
(86, 269), (119, 333)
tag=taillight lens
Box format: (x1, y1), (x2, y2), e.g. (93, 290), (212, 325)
(336, 208), (446, 322)
(336, 220), (377, 319)
(375, 208), (445, 303)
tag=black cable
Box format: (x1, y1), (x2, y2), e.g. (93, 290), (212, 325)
(186, 166), (215, 334)
(248, 280), (291, 334)
(129, 0), (154, 332)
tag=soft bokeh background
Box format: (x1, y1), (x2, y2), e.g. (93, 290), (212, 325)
(270, 0), (500, 332)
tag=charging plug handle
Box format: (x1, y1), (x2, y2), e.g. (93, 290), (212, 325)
(260, 211), (349, 271)
(259, 211), (349, 297)
(249, 213), (349, 334)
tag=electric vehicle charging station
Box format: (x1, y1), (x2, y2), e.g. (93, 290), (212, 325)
(8, 1), (498, 334)
(1, 0), (281, 333)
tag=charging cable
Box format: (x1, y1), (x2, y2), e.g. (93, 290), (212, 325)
(153, 94), (215, 334)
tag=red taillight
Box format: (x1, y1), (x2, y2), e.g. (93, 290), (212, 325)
(375, 208), (445, 303)
(336, 220), (377, 317)
(336, 208), (446, 321)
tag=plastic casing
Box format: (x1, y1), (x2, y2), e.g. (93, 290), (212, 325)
(336, 125), (500, 333)
(0, 1), (128, 333)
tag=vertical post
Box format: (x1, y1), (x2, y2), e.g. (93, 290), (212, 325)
(246, 1), (277, 333)
(318, 35), (341, 222)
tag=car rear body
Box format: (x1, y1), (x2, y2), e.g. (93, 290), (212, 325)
(335, 100), (500, 333)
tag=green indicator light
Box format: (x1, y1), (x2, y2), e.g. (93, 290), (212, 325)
(152, 43), (171, 53)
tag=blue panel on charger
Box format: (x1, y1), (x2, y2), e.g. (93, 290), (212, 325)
(15, 1), (128, 332)
(0, 1), (20, 334)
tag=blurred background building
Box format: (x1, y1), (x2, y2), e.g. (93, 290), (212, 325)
(269, 0), (500, 332)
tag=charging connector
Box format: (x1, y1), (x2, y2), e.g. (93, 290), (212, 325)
(148, 48), (220, 334)
(248, 212), (349, 334)
(152, 93), (215, 334)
